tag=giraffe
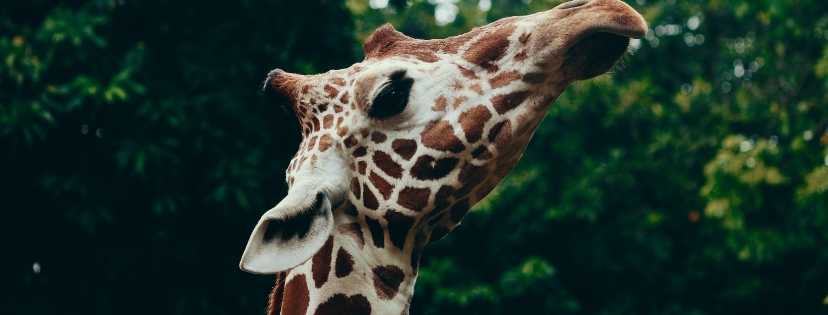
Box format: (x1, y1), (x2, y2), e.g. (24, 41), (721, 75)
(239, 1), (647, 314)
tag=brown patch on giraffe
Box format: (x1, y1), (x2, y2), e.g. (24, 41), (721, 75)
(324, 84), (338, 98)
(332, 77), (346, 86)
(337, 127), (348, 137)
(339, 92), (350, 104)
(358, 161), (368, 175)
(518, 32), (530, 45)
(369, 171), (393, 200)
(432, 95), (448, 111)
(459, 162), (485, 184)
(322, 115), (333, 129)
(514, 50), (528, 62)
(470, 83), (484, 95)
(411, 155), (459, 180)
(314, 293), (371, 315)
(344, 135), (357, 148)
(522, 72), (547, 84)
(308, 136), (318, 150)
(457, 66), (479, 79)
(267, 272), (286, 315)
(459, 105), (492, 143)
(456, 162), (487, 196)
(311, 236), (334, 288)
(489, 70), (522, 89)
(392, 139), (417, 160)
(421, 120), (465, 153)
(372, 265), (405, 300)
(450, 198), (471, 222)
(434, 185), (455, 210)
(312, 117), (321, 131)
(338, 223), (365, 248)
(398, 186), (431, 212)
(335, 247), (354, 278)
(363, 183), (379, 210)
(489, 119), (512, 150)
(452, 96), (468, 110)
(334, 105), (344, 113)
(366, 217), (384, 248)
(351, 178), (361, 199)
(318, 134), (333, 152)
(353, 146), (367, 157)
(472, 145), (493, 160)
(371, 131), (387, 143)
(492, 91), (530, 114)
(384, 210), (415, 250)
(372, 151), (403, 179)
(463, 23), (515, 72)
(440, 26), (485, 54)
(281, 274), (309, 315)
(410, 50), (440, 63)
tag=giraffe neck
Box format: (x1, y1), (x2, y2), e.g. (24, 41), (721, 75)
(267, 201), (422, 315)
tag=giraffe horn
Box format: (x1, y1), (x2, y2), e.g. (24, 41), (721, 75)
(363, 23), (412, 58)
(262, 68), (305, 103)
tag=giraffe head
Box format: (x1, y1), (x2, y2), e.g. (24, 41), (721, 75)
(241, 0), (646, 274)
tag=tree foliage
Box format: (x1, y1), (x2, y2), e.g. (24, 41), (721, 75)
(3, 0), (828, 314)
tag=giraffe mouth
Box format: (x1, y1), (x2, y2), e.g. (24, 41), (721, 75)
(563, 31), (632, 81)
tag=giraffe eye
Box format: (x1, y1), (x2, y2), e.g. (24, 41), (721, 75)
(369, 70), (413, 119)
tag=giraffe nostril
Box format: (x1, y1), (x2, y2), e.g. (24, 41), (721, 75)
(558, 0), (589, 10)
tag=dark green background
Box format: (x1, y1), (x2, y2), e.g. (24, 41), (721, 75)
(3, 0), (828, 314)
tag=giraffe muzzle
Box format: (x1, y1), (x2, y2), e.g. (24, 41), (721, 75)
(555, 0), (648, 80)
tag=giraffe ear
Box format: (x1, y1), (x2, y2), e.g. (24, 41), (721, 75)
(239, 191), (334, 274)
(363, 23), (412, 58)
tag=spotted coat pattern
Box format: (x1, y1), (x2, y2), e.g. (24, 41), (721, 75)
(256, 1), (648, 314)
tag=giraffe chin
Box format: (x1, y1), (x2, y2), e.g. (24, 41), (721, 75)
(239, 192), (335, 274)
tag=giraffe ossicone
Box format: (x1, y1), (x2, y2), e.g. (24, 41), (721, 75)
(240, 1), (647, 314)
